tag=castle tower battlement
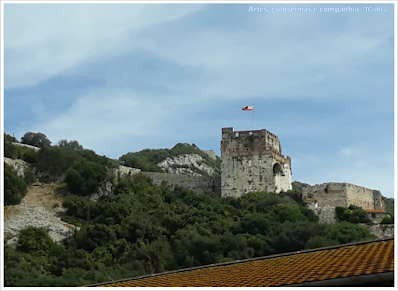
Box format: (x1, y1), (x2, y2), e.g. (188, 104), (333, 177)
(221, 127), (292, 198)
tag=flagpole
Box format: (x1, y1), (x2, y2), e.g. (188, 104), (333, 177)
(253, 103), (255, 130)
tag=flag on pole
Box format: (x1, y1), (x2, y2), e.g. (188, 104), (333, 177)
(242, 105), (253, 111)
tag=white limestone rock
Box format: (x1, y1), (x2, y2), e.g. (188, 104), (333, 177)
(4, 157), (31, 177)
(158, 153), (215, 176)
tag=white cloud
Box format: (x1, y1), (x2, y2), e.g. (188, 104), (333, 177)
(4, 3), (204, 89)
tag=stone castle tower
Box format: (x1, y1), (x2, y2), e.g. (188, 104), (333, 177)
(221, 127), (292, 198)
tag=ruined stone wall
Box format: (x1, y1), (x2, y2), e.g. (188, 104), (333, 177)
(141, 172), (221, 195)
(302, 183), (348, 207)
(113, 165), (141, 179)
(302, 182), (384, 211)
(220, 127), (292, 198)
(346, 184), (375, 210)
(366, 224), (394, 239)
(372, 190), (386, 211)
(308, 206), (338, 224)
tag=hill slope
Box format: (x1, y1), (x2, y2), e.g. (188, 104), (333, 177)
(119, 143), (221, 177)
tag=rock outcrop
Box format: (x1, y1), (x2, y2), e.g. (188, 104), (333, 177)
(4, 157), (32, 177)
(157, 153), (216, 176)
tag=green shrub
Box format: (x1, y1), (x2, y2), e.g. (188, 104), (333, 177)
(304, 236), (339, 249)
(64, 160), (107, 196)
(323, 221), (376, 244)
(380, 216), (394, 224)
(36, 146), (82, 176)
(21, 132), (51, 148)
(16, 227), (55, 255)
(4, 163), (28, 205)
(335, 205), (371, 224)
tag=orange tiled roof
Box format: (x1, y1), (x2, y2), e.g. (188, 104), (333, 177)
(364, 209), (390, 214)
(88, 238), (394, 287)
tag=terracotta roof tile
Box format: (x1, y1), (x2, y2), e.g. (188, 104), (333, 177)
(364, 209), (390, 214)
(88, 238), (394, 287)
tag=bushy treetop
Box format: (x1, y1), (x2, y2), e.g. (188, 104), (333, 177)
(21, 132), (51, 148)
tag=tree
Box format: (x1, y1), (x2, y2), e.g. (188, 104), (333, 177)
(323, 221), (375, 244)
(36, 146), (82, 176)
(21, 132), (51, 148)
(335, 205), (371, 224)
(64, 160), (107, 196)
(4, 132), (17, 143)
(57, 139), (83, 151)
(16, 226), (55, 255)
(134, 238), (173, 274)
(304, 236), (339, 249)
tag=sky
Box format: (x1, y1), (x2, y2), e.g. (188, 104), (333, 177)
(2, 1), (396, 198)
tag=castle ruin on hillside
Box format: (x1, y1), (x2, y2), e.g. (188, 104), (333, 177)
(302, 182), (386, 211)
(220, 127), (292, 198)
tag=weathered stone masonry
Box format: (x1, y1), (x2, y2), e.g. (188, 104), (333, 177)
(220, 127), (292, 198)
(302, 182), (386, 211)
(142, 172), (221, 194)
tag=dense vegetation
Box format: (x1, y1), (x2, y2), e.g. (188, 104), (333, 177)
(335, 205), (371, 224)
(119, 143), (221, 176)
(20, 132), (52, 148)
(5, 173), (377, 287)
(4, 133), (39, 163)
(4, 132), (118, 196)
(4, 163), (34, 205)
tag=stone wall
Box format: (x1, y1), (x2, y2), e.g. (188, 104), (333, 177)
(308, 206), (338, 224)
(141, 171), (221, 194)
(302, 183), (347, 207)
(106, 165), (221, 195)
(220, 127), (292, 198)
(302, 182), (385, 211)
(113, 165), (141, 180)
(366, 224), (394, 239)
(346, 184), (377, 210)
(372, 190), (385, 211)
(308, 206), (394, 239)
(274, 163), (293, 194)
(203, 150), (217, 160)
(12, 142), (40, 152)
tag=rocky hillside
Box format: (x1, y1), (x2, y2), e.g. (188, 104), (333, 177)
(119, 143), (221, 177)
(4, 181), (78, 246)
(4, 139), (221, 247)
(158, 153), (217, 176)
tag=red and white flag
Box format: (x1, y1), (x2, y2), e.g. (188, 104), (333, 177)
(242, 105), (253, 111)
